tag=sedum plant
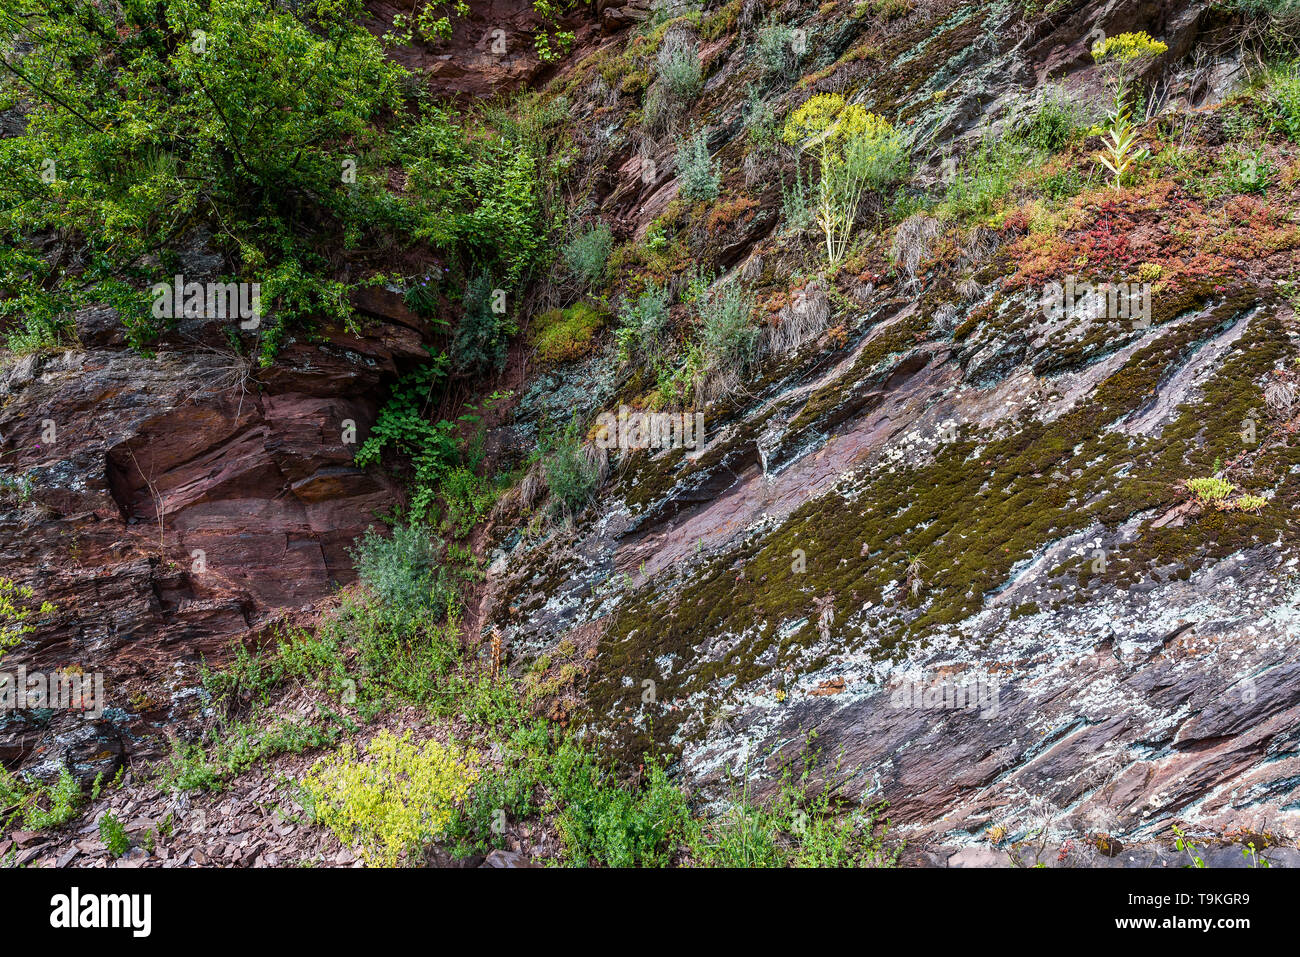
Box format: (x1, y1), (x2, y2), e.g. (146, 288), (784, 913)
(303, 730), (479, 867)
(1186, 475), (1235, 507)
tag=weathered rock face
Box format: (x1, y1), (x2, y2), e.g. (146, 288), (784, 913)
(361, 0), (614, 98)
(0, 296), (431, 781)
(482, 0), (1300, 857)
(3, 0), (1295, 867)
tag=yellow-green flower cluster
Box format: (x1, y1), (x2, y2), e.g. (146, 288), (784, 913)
(1091, 31), (1168, 65)
(781, 93), (896, 149)
(304, 730), (480, 866)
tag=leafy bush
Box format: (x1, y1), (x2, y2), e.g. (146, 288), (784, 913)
(1020, 88), (1084, 153)
(0, 3), (555, 362)
(695, 281), (759, 402)
(676, 129), (720, 202)
(159, 716), (340, 793)
(1220, 147), (1275, 195)
(401, 105), (549, 288)
(615, 281), (671, 366)
(542, 419), (601, 516)
(451, 272), (513, 376)
(0, 0), (405, 352)
(354, 359), (464, 518)
(756, 18), (803, 83)
(1267, 63), (1300, 141)
(303, 730), (480, 866)
(563, 224), (614, 287)
(690, 772), (898, 868)
(446, 721), (552, 854)
(530, 303), (607, 363)
(440, 467), (499, 538)
(942, 136), (1033, 219)
(0, 766), (83, 834)
(552, 747), (695, 867)
(657, 29), (703, 103)
(99, 811), (130, 858)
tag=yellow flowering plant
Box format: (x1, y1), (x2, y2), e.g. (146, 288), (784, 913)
(1090, 32), (1168, 189)
(783, 94), (907, 266)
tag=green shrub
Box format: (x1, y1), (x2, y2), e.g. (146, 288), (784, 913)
(329, 592), (466, 708)
(756, 18), (803, 83)
(445, 721), (550, 854)
(159, 717), (340, 793)
(0, 766), (82, 834)
(676, 129), (720, 202)
(353, 360), (464, 519)
(694, 280), (759, 402)
(552, 747), (695, 867)
(440, 467), (499, 538)
(542, 419), (600, 516)
(1039, 165), (1086, 202)
(942, 135), (1034, 219)
(781, 162), (818, 233)
(452, 272), (514, 376)
(689, 771), (899, 868)
(350, 524), (459, 618)
(530, 303), (607, 364)
(615, 281), (671, 366)
(743, 89), (783, 157)
(1268, 63), (1300, 141)
(563, 224), (614, 286)
(657, 30), (703, 103)
(0, 0), (406, 353)
(1020, 88), (1085, 153)
(1219, 146), (1275, 194)
(99, 811), (130, 858)
(403, 276), (441, 318)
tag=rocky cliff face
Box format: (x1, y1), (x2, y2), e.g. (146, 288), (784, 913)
(0, 264), (437, 780)
(478, 0), (1300, 859)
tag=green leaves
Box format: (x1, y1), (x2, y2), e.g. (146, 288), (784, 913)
(354, 358), (465, 520)
(0, 0), (402, 351)
(1094, 90), (1149, 189)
